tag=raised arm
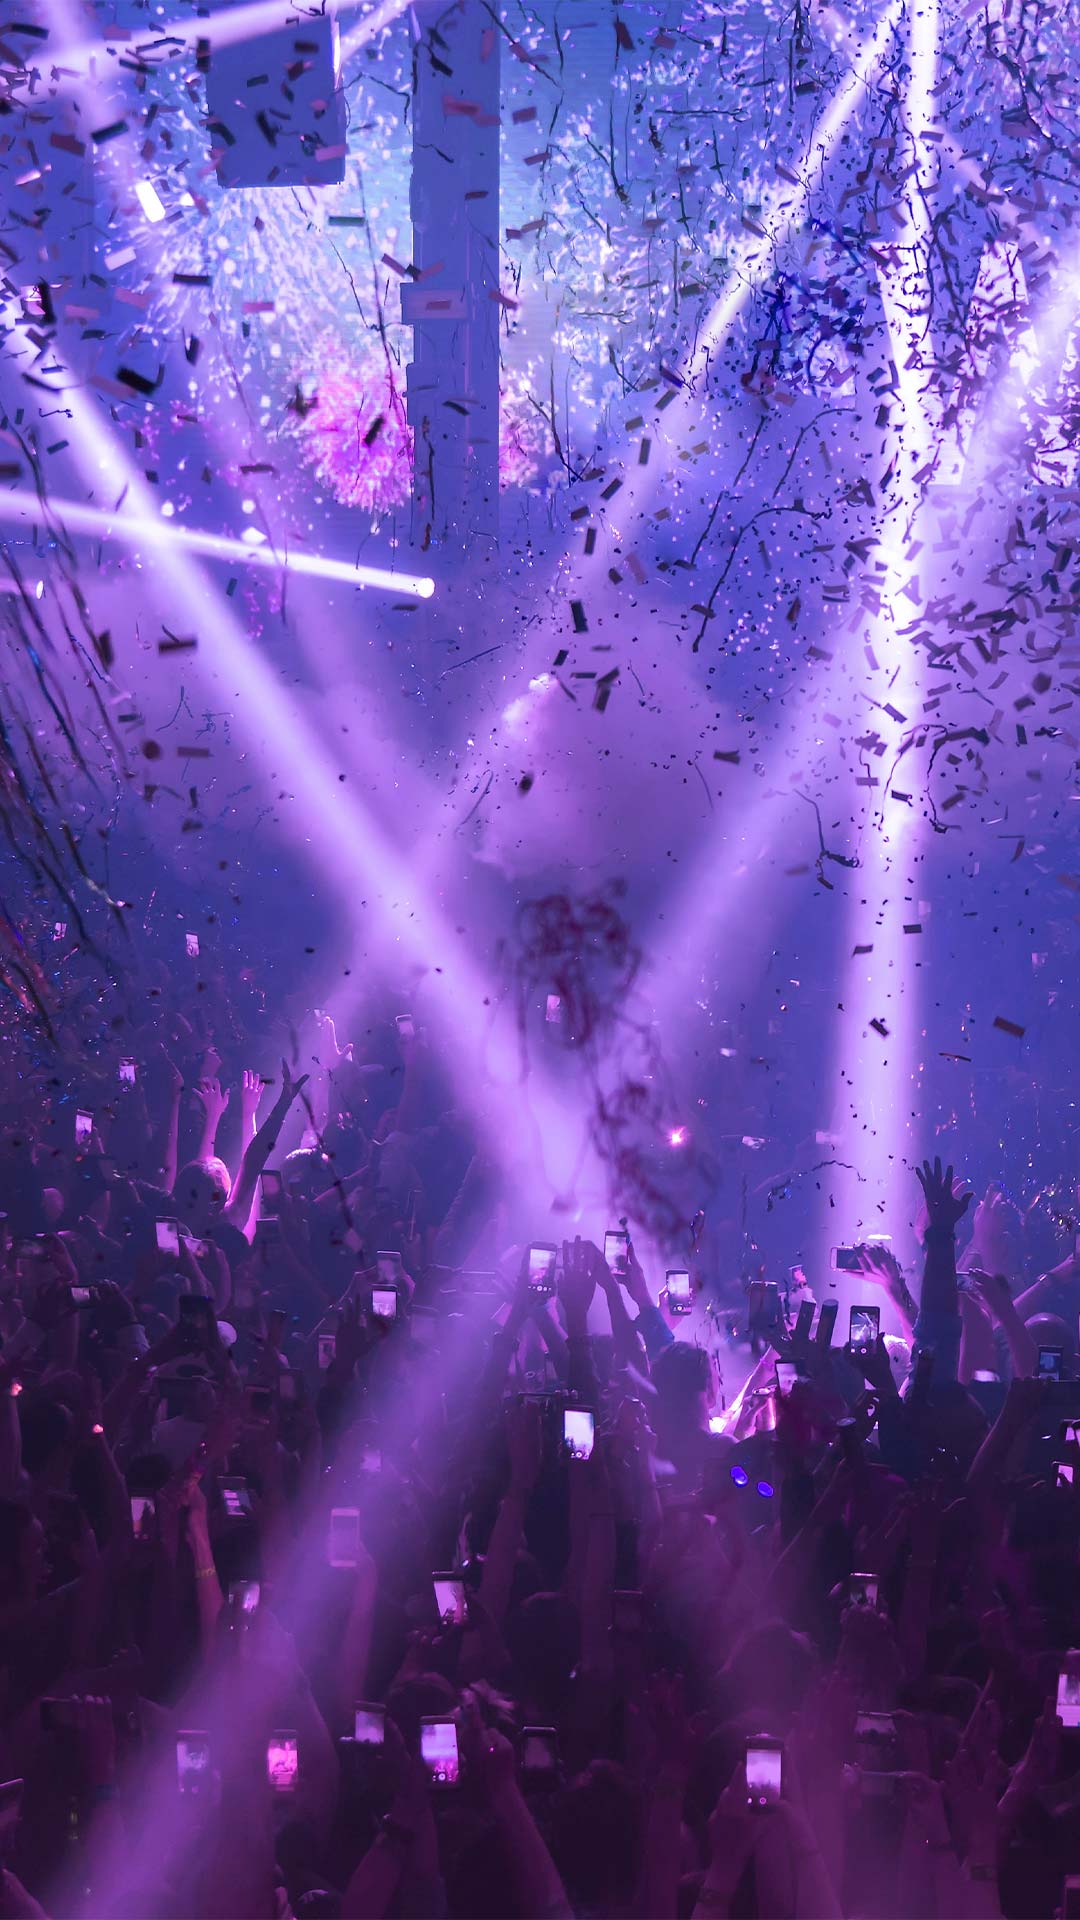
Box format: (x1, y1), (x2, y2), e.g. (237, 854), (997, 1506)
(478, 1398), (543, 1630)
(149, 1055), (184, 1192)
(912, 1157), (972, 1385)
(192, 1074), (230, 1166)
(223, 1059), (309, 1232)
(965, 1270), (1037, 1381)
(462, 1712), (572, 1920)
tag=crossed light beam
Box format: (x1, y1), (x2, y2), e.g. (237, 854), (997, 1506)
(20, 0), (412, 91)
(7, 0), (590, 1235)
(0, 489), (434, 599)
(3, 0), (574, 1195)
(560, 0), (907, 581)
(626, 0), (918, 1026)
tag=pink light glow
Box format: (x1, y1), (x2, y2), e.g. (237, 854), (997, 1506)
(292, 337), (413, 517)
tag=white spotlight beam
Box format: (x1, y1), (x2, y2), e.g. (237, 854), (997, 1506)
(574, 0), (906, 569)
(17, 0), (411, 92)
(818, 0), (941, 1259)
(0, 489), (433, 600)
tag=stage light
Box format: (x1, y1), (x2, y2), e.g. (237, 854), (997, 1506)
(756, 1481), (775, 1499)
(730, 1464), (749, 1486)
(668, 1126), (688, 1148)
(0, 490), (434, 600)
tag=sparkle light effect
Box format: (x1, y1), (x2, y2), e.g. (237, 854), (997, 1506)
(0, 489), (435, 599)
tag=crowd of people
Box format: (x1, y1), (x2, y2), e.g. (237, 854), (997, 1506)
(1, 933), (1080, 1920)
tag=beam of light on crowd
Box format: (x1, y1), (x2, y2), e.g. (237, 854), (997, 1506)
(0, 324), (571, 1201)
(574, 0), (905, 573)
(73, 1271), (507, 1917)
(21, 0), (411, 93)
(818, 0), (940, 1265)
(0, 489), (435, 600)
(11, 0), (578, 1221)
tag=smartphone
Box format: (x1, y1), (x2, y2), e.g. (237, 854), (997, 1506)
(278, 1370), (299, 1404)
(855, 1711), (898, 1780)
(420, 1717), (460, 1788)
(176, 1730), (211, 1794)
(220, 1477), (252, 1521)
(329, 1506), (360, 1569)
(1063, 1422), (1080, 1448)
(178, 1293), (214, 1351)
(258, 1169), (282, 1213)
(1038, 1347), (1064, 1381)
(666, 1270), (692, 1315)
(267, 1731), (298, 1794)
(130, 1494), (156, 1541)
(563, 1407), (595, 1461)
(775, 1361), (799, 1398)
(395, 1014), (415, 1041)
(1056, 1661), (1080, 1729)
(75, 1110), (93, 1147)
(117, 1058), (136, 1087)
(353, 1703), (384, 1746)
(603, 1230), (630, 1280)
(792, 1301), (815, 1344)
(71, 1286), (95, 1307)
(53, 921), (67, 940)
(247, 1386), (274, 1418)
(1054, 1461), (1075, 1489)
(228, 1579), (261, 1617)
(155, 1218), (180, 1257)
(831, 1246), (862, 1272)
(1064, 1877), (1080, 1920)
(371, 1288), (398, 1321)
(849, 1305), (880, 1355)
(748, 1281), (782, 1331)
(521, 1726), (559, 1780)
(433, 1573), (466, 1627)
(544, 994), (562, 1024)
(745, 1736), (783, 1809)
(816, 1300), (839, 1347)
(526, 1243), (558, 1297)
(849, 1571), (879, 1609)
(376, 1250), (403, 1286)
(317, 1332), (337, 1369)
(185, 932), (200, 958)
(855, 1710), (896, 1748)
(612, 1590), (643, 1634)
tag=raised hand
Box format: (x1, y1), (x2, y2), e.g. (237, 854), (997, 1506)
(194, 1076), (230, 1129)
(278, 1057), (310, 1107)
(854, 1242), (905, 1297)
(505, 1396), (544, 1494)
(239, 1068), (265, 1130)
(963, 1268), (1016, 1325)
(559, 1236), (599, 1331)
(915, 1157), (972, 1231)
